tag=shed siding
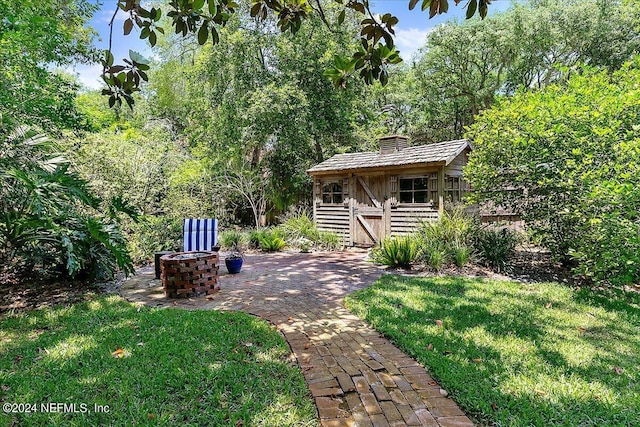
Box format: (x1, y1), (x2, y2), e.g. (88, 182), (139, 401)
(444, 150), (468, 177)
(390, 205), (439, 234)
(316, 205), (350, 244)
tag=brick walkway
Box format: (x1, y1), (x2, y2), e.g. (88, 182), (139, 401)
(120, 251), (474, 427)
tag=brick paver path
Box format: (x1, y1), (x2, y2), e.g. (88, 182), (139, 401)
(120, 251), (474, 427)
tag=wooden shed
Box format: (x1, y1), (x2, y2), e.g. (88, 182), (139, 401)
(307, 136), (471, 246)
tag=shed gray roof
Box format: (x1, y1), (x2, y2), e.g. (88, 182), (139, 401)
(307, 139), (471, 174)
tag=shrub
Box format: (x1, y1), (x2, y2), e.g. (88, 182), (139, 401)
(127, 216), (182, 263)
(219, 230), (244, 252)
(317, 231), (341, 251)
(474, 227), (518, 272)
(247, 230), (261, 249)
(277, 209), (319, 242)
(465, 62), (640, 286)
(415, 206), (475, 269)
(452, 243), (473, 267)
(276, 209), (341, 251)
(0, 127), (134, 280)
(427, 249), (448, 271)
(371, 235), (418, 268)
(256, 229), (286, 252)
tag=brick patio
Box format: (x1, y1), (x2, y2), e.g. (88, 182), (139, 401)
(120, 251), (474, 427)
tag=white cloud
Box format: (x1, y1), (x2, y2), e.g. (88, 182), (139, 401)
(394, 27), (432, 62)
(96, 7), (128, 24)
(66, 64), (104, 90)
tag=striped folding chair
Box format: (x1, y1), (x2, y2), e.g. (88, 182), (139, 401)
(183, 218), (218, 251)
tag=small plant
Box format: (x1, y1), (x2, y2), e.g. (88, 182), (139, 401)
(427, 249), (448, 271)
(415, 205), (476, 269)
(276, 209), (342, 251)
(474, 227), (518, 272)
(257, 229), (286, 252)
(219, 230), (244, 252)
(277, 209), (320, 242)
(247, 230), (261, 249)
(452, 243), (473, 267)
(370, 235), (418, 268)
(317, 231), (340, 251)
(298, 238), (312, 253)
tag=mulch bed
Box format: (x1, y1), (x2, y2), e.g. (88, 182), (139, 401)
(0, 270), (125, 315)
(384, 247), (575, 285)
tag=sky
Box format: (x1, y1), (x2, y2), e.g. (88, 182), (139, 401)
(71, 0), (516, 89)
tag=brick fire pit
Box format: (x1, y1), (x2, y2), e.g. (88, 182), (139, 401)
(160, 251), (220, 298)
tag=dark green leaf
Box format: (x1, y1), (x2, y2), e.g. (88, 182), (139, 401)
(106, 50), (114, 67)
(194, 0), (206, 10)
(209, 0), (218, 16)
(250, 3), (262, 17)
(466, 0), (477, 19)
(198, 22), (209, 45)
(479, 0), (488, 19)
(338, 10), (345, 25)
(409, 0), (420, 11)
(123, 18), (133, 35)
(429, 0), (438, 18)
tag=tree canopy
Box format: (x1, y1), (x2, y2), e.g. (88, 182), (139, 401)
(465, 59), (640, 286)
(102, 0), (491, 108)
(0, 0), (99, 132)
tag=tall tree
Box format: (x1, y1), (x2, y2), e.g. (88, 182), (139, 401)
(465, 60), (640, 286)
(0, 0), (99, 133)
(147, 3), (372, 215)
(386, 0), (640, 143)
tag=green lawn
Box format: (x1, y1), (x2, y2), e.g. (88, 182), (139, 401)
(0, 296), (317, 427)
(344, 275), (640, 426)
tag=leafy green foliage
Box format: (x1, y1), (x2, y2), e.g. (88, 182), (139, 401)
(127, 216), (182, 263)
(0, 127), (134, 280)
(219, 230), (245, 253)
(466, 60), (640, 286)
(275, 210), (342, 251)
(317, 231), (341, 251)
(451, 242), (473, 267)
(473, 227), (518, 272)
(0, 297), (317, 426)
(0, 0), (98, 132)
(345, 275), (640, 426)
(103, 0), (494, 107)
(385, 1), (640, 143)
(370, 235), (418, 268)
(148, 6), (369, 218)
(256, 229), (286, 252)
(277, 210), (319, 242)
(415, 206), (475, 269)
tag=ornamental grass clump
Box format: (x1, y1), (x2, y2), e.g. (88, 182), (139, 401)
(371, 235), (418, 268)
(473, 227), (518, 272)
(415, 205), (475, 270)
(276, 209), (341, 251)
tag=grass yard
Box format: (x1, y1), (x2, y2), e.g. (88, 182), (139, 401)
(0, 296), (317, 427)
(344, 275), (640, 426)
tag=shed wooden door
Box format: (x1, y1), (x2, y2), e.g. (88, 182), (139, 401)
(353, 175), (385, 246)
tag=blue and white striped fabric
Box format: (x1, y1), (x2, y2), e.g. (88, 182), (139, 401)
(183, 218), (218, 251)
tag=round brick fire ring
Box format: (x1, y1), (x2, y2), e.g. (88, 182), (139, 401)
(160, 251), (220, 298)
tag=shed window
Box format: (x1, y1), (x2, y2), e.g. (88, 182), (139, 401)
(445, 176), (462, 202)
(322, 182), (343, 204)
(399, 175), (437, 204)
